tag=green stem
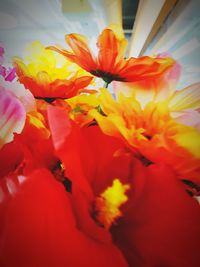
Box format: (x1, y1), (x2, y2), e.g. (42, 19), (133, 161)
(104, 82), (109, 88)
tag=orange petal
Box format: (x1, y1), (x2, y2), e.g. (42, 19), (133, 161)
(97, 29), (120, 72)
(65, 34), (97, 71)
(47, 45), (79, 65)
(73, 75), (93, 90)
(117, 56), (175, 82)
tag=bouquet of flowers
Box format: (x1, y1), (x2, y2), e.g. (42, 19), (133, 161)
(0, 25), (200, 267)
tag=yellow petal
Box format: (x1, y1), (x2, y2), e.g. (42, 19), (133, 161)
(174, 125), (200, 158)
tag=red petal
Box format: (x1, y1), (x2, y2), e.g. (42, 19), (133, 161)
(112, 161), (200, 267)
(0, 169), (128, 267)
(47, 105), (93, 198)
(0, 141), (23, 178)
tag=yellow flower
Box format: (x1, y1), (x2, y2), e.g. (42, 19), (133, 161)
(13, 41), (93, 99)
(65, 93), (100, 126)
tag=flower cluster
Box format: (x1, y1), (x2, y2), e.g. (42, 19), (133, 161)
(0, 26), (200, 267)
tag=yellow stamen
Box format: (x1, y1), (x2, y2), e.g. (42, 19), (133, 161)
(94, 179), (130, 230)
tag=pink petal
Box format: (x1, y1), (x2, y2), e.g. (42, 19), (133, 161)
(172, 110), (200, 131)
(0, 77), (35, 112)
(5, 67), (16, 82)
(0, 86), (26, 148)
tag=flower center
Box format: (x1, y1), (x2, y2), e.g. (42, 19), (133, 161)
(93, 178), (130, 230)
(90, 69), (126, 84)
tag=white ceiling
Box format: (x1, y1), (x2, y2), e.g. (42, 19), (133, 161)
(0, 0), (112, 62)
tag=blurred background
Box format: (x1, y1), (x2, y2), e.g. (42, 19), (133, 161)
(0, 0), (200, 88)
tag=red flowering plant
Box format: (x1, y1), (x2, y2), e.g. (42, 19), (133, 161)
(0, 27), (200, 267)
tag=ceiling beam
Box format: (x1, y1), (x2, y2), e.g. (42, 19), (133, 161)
(128, 0), (178, 57)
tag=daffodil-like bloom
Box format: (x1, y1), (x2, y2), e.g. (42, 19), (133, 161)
(13, 41), (93, 100)
(89, 85), (200, 182)
(47, 26), (175, 84)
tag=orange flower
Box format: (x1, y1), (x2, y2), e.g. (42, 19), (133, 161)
(13, 42), (93, 100)
(47, 26), (175, 84)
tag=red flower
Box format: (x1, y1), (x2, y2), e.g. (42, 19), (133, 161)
(0, 106), (200, 267)
(47, 106), (200, 266)
(0, 169), (127, 267)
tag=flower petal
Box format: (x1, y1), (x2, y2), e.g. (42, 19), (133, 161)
(118, 56), (175, 82)
(172, 110), (200, 131)
(48, 34), (96, 72)
(0, 87), (26, 148)
(0, 169), (128, 267)
(47, 105), (93, 197)
(0, 77), (35, 112)
(65, 33), (96, 71)
(97, 28), (127, 72)
(112, 162), (200, 267)
(169, 82), (200, 111)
